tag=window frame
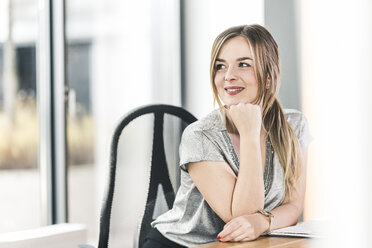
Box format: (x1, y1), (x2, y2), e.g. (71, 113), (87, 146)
(37, 0), (68, 225)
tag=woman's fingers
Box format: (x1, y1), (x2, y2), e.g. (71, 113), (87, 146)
(227, 103), (262, 136)
(219, 225), (255, 242)
(218, 217), (253, 241)
(223, 218), (236, 230)
(218, 220), (240, 240)
(219, 228), (244, 242)
(232, 232), (253, 242)
(217, 215), (262, 242)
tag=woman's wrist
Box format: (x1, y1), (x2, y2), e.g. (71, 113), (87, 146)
(254, 212), (271, 235)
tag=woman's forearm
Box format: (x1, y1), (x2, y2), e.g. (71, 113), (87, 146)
(270, 202), (303, 230)
(231, 135), (265, 217)
(270, 148), (307, 230)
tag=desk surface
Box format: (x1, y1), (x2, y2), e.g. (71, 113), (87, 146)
(194, 236), (314, 248)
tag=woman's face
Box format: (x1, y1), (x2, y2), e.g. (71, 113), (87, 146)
(214, 36), (259, 108)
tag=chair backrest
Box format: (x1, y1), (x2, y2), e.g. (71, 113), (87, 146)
(97, 104), (197, 248)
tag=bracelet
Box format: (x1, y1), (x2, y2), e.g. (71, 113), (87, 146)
(256, 210), (274, 235)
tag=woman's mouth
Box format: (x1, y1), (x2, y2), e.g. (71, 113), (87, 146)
(225, 87), (244, 95)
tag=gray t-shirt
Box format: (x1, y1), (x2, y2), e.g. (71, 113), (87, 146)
(151, 109), (311, 247)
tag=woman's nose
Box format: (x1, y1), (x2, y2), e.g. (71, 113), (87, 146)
(225, 66), (237, 81)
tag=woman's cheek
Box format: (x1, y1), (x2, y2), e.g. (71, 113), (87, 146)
(214, 74), (224, 87)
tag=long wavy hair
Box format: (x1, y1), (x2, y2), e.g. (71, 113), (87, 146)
(210, 24), (302, 195)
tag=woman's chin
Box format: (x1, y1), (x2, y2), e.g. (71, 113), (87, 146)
(224, 101), (252, 108)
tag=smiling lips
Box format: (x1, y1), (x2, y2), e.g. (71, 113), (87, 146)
(225, 86), (245, 95)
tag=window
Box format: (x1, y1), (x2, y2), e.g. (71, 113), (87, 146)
(65, 0), (181, 245)
(0, 0), (40, 232)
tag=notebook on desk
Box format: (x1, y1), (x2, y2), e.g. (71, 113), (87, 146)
(268, 220), (324, 238)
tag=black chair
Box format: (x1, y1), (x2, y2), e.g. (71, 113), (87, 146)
(97, 104), (197, 248)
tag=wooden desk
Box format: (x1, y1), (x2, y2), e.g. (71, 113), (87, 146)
(194, 236), (314, 248)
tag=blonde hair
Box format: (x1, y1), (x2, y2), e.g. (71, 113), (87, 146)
(209, 24), (302, 195)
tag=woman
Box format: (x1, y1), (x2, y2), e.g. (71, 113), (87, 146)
(145, 24), (311, 248)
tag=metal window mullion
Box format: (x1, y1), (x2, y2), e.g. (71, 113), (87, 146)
(51, 0), (68, 224)
(179, 0), (186, 108)
(38, 0), (67, 225)
(38, 0), (53, 225)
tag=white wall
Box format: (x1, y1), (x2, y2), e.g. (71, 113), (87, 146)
(299, 0), (372, 247)
(183, 0), (264, 118)
(264, 0), (301, 110)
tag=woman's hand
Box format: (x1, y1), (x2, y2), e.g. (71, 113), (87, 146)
(217, 213), (269, 242)
(227, 103), (262, 138)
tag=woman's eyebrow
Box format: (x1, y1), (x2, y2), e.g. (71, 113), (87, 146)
(215, 57), (253, 62)
(237, 57), (253, 61)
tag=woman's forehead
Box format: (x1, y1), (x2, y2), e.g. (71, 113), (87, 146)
(218, 36), (252, 60)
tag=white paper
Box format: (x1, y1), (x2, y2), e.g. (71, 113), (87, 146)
(268, 220), (324, 238)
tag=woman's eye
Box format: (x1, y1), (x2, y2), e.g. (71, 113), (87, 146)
(239, 62), (250, 68)
(215, 64), (225, 70)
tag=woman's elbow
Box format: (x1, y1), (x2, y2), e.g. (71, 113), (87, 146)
(291, 203), (304, 224)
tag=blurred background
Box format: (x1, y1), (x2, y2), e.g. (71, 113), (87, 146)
(0, 0), (371, 247)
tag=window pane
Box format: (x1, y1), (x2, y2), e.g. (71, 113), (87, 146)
(66, 39), (96, 243)
(0, 0), (40, 232)
(66, 0), (181, 246)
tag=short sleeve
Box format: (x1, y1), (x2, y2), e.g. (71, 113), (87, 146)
(297, 113), (312, 149)
(285, 110), (313, 150)
(179, 125), (225, 171)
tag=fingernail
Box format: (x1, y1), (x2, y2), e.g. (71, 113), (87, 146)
(217, 236), (221, 240)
